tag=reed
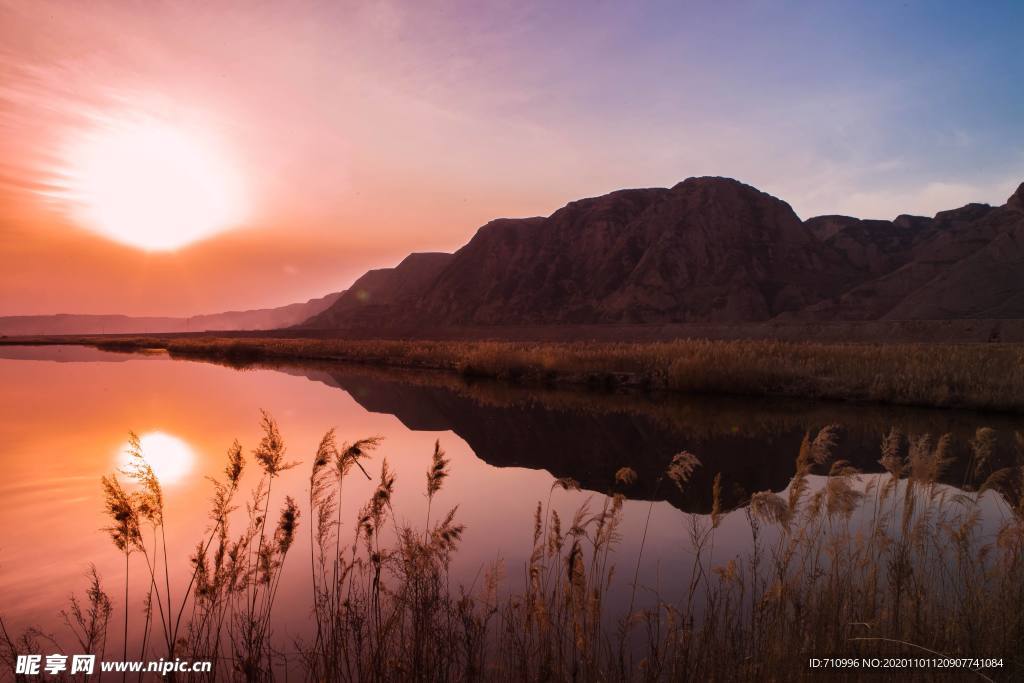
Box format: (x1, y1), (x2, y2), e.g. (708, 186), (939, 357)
(59, 334), (1024, 412)
(3, 416), (1023, 681)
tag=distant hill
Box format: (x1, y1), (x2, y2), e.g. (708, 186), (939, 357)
(0, 291), (343, 336)
(299, 176), (1024, 331)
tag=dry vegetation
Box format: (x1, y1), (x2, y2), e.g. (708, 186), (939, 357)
(10, 334), (1024, 412)
(3, 416), (1024, 681)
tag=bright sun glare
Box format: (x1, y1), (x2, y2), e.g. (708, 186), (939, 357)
(119, 431), (196, 485)
(62, 115), (246, 251)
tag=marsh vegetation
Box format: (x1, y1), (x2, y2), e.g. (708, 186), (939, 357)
(16, 335), (1022, 413)
(2, 414), (1022, 681)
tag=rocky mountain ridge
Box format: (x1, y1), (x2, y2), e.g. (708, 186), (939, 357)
(301, 177), (1024, 330)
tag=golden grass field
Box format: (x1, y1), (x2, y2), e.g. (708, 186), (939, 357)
(7, 334), (1024, 412)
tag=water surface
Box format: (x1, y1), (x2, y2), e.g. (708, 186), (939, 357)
(0, 345), (1017, 648)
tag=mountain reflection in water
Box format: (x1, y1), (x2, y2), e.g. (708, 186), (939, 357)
(261, 359), (1022, 514)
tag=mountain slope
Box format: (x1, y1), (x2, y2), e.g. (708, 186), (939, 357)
(882, 186), (1024, 319)
(793, 191), (1023, 321)
(301, 253), (453, 328)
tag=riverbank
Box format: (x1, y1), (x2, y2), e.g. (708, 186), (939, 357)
(4, 334), (1024, 413)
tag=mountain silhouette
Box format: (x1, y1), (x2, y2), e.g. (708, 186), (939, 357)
(301, 177), (1024, 331)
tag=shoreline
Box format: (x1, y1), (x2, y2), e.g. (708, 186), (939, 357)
(3, 333), (1024, 414)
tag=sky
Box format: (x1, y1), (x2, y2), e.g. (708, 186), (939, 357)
(1, 0), (1022, 316)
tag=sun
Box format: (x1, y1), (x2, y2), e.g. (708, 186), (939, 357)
(60, 114), (247, 251)
(118, 431), (196, 485)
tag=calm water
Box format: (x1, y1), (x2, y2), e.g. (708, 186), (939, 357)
(0, 345), (1018, 649)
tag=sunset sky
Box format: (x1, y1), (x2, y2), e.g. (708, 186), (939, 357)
(1, 0), (1022, 316)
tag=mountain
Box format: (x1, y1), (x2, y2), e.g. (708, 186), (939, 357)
(300, 177), (1024, 331)
(0, 291), (343, 336)
(303, 178), (840, 328)
(301, 253), (453, 329)
(791, 196), (1024, 321)
(417, 179), (833, 324)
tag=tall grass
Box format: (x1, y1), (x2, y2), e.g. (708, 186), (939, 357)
(3, 417), (1023, 681)
(57, 335), (1024, 412)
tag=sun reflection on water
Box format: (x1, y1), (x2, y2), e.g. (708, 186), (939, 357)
(118, 431), (195, 485)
